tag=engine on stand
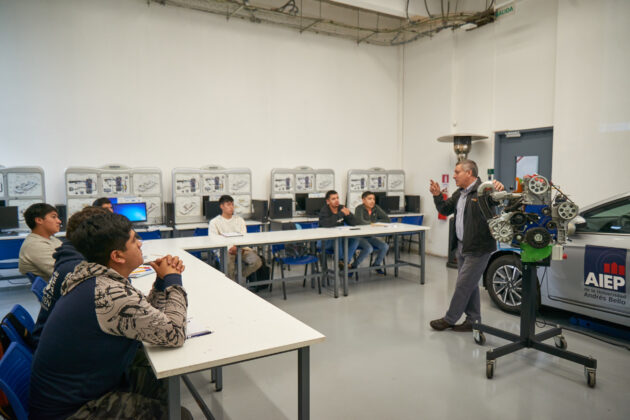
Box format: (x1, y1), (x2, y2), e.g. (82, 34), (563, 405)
(477, 174), (579, 262)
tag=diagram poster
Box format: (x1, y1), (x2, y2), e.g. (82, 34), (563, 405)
(8, 173), (43, 197)
(133, 173), (161, 195)
(229, 174), (251, 194)
(67, 173), (98, 197)
(102, 173), (130, 195)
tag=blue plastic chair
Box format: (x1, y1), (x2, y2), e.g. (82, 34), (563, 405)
(0, 237), (25, 272)
(246, 224), (261, 233)
(0, 341), (33, 420)
(137, 230), (161, 240)
(188, 228), (209, 260)
(400, 215), (424, 252)
(1, 305), (35, 354)
(270, 243), (320, 300)
(30, 276), (47, 302)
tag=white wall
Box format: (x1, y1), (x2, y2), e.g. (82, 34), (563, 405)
(0, 0), (402, 205)
(403, 0), (559, 255)
(553, 0), (630, 206)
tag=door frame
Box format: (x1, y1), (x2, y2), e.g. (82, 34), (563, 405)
(494, 126), (554, 186)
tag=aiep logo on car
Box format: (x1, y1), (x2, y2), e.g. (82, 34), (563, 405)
(584, 245), (626, 293)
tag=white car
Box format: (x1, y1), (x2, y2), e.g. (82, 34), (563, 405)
(483, 192), (630, 327)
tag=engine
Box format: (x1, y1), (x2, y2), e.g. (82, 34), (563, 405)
(477, 175), (578, 262)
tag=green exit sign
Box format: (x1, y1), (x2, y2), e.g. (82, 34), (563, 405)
(495, 4), (515, 18)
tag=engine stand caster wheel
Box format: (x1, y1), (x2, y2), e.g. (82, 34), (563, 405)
(584, 367), (596, 388)
(554, 335), (567, 350)
(473, 329), (486, 345)
(486, 360), (495, 379)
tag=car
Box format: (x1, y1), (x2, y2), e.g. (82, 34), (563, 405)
(482, 191), (630, 327)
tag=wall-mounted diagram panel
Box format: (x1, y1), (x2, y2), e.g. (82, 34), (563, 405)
(0, 167), (46, 228)
(65, 165), (163, 225)
(346, 168), (406, 212)
(271, 167), (335, 216)
(172, 166), (252, 225)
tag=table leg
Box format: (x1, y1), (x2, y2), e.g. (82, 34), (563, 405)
(221, 247), (229, 276)
(333, 239), (339, 298)
(394, 234), (399, 277)
(343, 237), (349, 296)
(237, 246), (243, 285)
(215, 366), (223, 391)
(420, 231), (425, 285)
(168, 376), (181, 420)
(298, 347), (310, 420)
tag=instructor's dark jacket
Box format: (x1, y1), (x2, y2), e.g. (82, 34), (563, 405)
(433, 178), (496, 254)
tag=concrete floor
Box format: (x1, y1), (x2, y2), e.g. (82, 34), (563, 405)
(2, 252), (629, 420)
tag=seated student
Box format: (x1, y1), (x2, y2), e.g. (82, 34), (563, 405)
(31, 206), (109, 343)
(29, 212), (188, 420)
(209, 194), (262, 280)
(18, 203), (62, 279)
(92, 197), (113, 212)
(354, 191), (390, 274)
(318, 190), (372, 271)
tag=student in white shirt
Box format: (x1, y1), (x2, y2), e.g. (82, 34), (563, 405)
(209, 195), (262, 280)
(18, 203), (63, 279)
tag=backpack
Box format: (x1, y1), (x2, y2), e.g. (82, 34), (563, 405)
(246, 254), (271, 292)
(281, 223), (310, 258)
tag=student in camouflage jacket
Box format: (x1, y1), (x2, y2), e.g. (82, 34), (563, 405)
(29, 212), (188, 420)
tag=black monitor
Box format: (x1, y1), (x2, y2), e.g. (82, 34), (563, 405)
(0, 200), (6, 207)
(306, 197), (326, 216)
(374, 192), (387, 206)
(204, 201), (222, 221)
(295, 193), (309, 212)
(252, 200), (269, 222)
(112, 202), (148, 223)
(270, 198), (292, 219)
(0, 206), (19, 230)
(382, 196), (400, 213)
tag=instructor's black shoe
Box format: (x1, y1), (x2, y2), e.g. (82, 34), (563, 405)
(429, 318), (454, 331)
(452, 319), (473, 332)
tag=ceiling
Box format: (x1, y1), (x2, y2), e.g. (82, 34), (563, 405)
(149, 0), (497, 46)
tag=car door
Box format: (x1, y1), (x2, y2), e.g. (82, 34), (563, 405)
(542, 195), (630, 327)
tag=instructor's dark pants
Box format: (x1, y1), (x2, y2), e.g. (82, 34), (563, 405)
(444, 241), (492, 324)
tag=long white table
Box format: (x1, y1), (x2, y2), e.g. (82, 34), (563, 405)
(145, 223), (430, 298)
(135, 240), (325, 420)
(228, 224), (429, 297)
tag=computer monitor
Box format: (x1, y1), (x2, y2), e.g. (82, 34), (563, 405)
(382, 196), (400, 213)
(270, 198), (292, 219)
(374, 192), (386, 206)
(0, 206), (19, 230)
(305, 197), (326, 216)
(204, 201), (221, 221)
(252, 200), (269, 222)
(112, 202), (147, 223)
(295, 193), (309, 213)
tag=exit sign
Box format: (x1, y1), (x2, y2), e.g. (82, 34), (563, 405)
(495, 3), (515, 18)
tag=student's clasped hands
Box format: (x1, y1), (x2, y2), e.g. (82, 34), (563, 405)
(150, 255), (185, 277)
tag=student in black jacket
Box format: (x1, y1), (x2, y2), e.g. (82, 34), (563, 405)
(429, 160), (504, 332)
(318, 190), (361, 269)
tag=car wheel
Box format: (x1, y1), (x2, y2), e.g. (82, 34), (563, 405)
(485, 254), (523, 314)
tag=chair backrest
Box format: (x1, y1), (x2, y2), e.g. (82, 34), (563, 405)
(0, 342), (33, 420)
(401, 215), (423, 226)
(0, 238), (25, 261)
(194, 228), (209, 237)
(246, 225), (261, 233)
(30, 277), (47, 302)
(137, 230), (161, 240)
(297, 222), (318, 229)
(8, 306), (33, 334)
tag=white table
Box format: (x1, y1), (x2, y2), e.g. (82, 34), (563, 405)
(223, 224), (430, 297)
(136, 240), (325, 420)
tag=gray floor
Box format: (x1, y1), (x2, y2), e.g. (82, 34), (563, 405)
(2, 252), (629, 420)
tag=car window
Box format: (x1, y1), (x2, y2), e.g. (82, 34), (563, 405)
(578, 197), (630, 234)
